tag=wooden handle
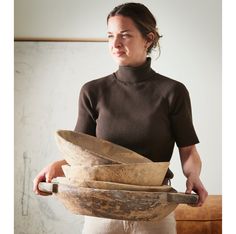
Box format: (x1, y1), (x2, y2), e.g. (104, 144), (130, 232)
(38, 182), (58, 194)
(167, 192), (199, 204)
(38, 182), (199, 204)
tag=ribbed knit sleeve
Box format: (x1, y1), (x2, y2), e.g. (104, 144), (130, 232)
(74, 83), (97, 136)
(169, 82), (199, 147)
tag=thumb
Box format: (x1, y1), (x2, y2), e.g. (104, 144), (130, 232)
(45, 173), (52, 183)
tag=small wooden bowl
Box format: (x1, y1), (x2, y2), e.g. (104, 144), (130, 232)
(52, 177), (172, 192)
(66, 162), (169, 186)
(77, 180), (171, 192)
(55, 130), (151, 166)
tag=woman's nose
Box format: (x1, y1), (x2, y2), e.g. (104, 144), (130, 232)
(113, 36), (122, 48)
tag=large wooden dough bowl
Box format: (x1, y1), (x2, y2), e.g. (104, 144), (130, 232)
(65, 162), (169, 186)
(55, 130), (151, 165)
(39, 182), (199, 221)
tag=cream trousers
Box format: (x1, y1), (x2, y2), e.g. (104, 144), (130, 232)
(82, 212), (176, 234)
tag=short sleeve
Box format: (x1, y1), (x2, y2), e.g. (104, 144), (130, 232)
(74, 84), (97, 136)
(169, 82), (199, 147)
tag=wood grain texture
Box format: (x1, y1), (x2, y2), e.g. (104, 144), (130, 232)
(55, 130), (151, 165)
(52, 177), (172, 192)
(67, 162), (169, 186)
(38, 183), (198, 221)
(72, 180), (172, 192)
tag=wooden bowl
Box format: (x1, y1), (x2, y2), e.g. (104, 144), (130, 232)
(76, 181), (172, 192)
(66, 162), (169, 186)
(56, 185), (178, 221)
(59, 178), (172, 192)
(55, 130), (151, 165)
(38, 182), (199, 221)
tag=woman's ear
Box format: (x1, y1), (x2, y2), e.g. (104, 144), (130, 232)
(145, 32), (155, 50)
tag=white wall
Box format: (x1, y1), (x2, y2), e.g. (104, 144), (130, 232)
(15, 1), (221, 234)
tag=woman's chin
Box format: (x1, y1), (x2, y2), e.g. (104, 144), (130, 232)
(112, 57), (130, 66)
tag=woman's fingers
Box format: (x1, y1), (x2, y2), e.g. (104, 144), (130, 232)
(185, 176), (208, 207)
(33, 174), (45, 193)
(185, 179), (193, 194)
(33, 169), (53, 196)
(33, 160), (67, 196)
(197, 186), (208, 206)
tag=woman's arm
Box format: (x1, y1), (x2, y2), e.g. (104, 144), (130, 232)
(178, 145), (208, 206)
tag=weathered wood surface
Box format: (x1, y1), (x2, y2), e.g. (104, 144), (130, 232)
(55, 130), (151, 165)
(67, 162), (169, 186)
(167, 192), (199, 204)
(38, 182), (198, 221)
(73, 180), (172, 192)
(52, 177), (172, 192)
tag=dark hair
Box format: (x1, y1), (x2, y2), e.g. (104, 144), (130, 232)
(107, 2), (162, 55)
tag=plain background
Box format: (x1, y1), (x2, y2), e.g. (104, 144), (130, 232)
(14, 0), (221, 233)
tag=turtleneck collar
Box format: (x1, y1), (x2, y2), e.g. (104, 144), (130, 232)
(114, 57), (155, 84)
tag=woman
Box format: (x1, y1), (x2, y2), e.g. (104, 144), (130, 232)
(33, 2), (208, 233)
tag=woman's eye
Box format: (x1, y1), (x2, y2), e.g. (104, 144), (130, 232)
(122, 34), (129, 38)
(107, 35), (113, 39)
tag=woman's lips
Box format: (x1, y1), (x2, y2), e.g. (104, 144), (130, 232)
(113, 51), (125, 57)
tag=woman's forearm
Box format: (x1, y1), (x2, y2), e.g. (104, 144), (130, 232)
(179, 145), (202, 178)
(178, 145), (208, 206)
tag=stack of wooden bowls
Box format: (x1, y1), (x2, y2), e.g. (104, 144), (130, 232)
(40, 130), (195, 221)
(53, 130), (171, 192)
(39, 130), (198, 221)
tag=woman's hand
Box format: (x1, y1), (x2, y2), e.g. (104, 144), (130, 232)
(33, 160), (67, 196)
(185, 173), (208, 206)
(179, 145), (208, 206)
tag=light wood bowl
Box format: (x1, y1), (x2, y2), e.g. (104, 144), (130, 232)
(55, 130), (151, 166)
(66, 162), (169, 186)
(53, 177), (172, 192)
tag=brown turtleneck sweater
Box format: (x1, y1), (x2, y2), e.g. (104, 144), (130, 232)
(74, 58), (199, 178)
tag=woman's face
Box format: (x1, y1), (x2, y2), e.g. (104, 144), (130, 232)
(107, 15), (150, 67)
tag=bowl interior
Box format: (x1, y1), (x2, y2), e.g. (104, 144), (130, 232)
(56, 130), (151, 164)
